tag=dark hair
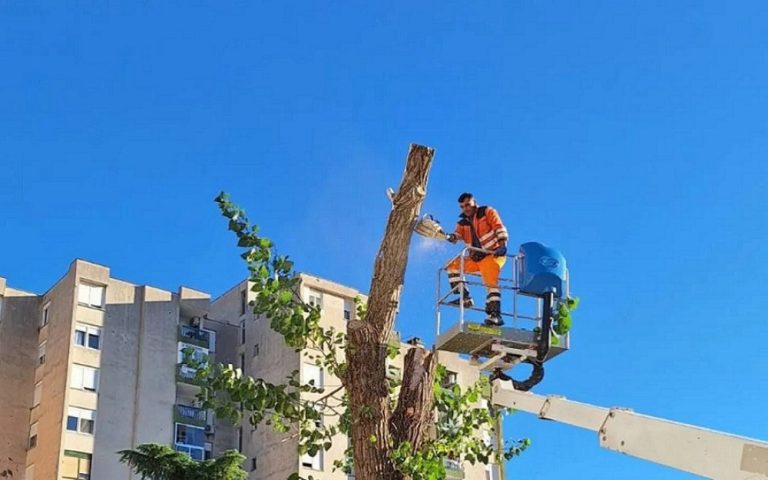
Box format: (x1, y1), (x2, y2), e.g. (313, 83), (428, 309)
(457, 192), (474, 203)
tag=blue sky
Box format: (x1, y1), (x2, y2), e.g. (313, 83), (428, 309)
(2, 2), (768, 478)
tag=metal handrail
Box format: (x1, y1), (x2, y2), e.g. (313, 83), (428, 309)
(436, 247), (522, 336)
(435, 245), (570, 337)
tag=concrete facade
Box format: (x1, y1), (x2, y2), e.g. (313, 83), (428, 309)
(1, 262), (499, 480)
(0, 260), (224, 480)
(211, 274), (501, 480)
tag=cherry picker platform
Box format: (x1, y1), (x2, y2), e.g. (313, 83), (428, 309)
(434, 242), (571, 389)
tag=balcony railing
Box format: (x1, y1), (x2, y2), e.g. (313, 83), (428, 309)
(178, 325), (210, 349)
(444, 459), (465, 479)
(176, 363), (204, 386)
(174, 404), (207, 427)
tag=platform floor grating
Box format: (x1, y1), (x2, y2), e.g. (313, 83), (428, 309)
(436, 322), (567, 361)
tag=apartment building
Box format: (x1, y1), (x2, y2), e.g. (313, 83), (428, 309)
(0, 259), (234, 479)
(211, 274), (502, 480)
(0, 260), (499, 480)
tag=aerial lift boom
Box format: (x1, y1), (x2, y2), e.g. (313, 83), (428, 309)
(491, 380), (768, 480)
(414, 215), (768, 479)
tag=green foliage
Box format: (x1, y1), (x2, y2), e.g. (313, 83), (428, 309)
(204, 192), (529, 480)
(203, 192), (348, 467)
(551, 296), (580, 345)
(118, 443), (246, 480)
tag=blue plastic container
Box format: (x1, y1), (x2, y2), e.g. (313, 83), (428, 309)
(518, 242), (567, 298)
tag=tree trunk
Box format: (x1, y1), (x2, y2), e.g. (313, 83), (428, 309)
(345, 144), (435, 480)
(390, 346), (437, 449)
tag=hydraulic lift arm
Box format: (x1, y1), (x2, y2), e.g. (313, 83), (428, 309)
(492, 380), (768, 480)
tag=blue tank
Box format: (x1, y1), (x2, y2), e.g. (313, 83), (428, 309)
(518, 242), (567, 298)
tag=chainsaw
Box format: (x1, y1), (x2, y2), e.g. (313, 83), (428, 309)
(414, 214), (451, 241)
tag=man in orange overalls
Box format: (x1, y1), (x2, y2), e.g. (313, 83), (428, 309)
(446, 193), (509, 326)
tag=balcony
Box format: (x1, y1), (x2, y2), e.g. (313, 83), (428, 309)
(174, 404), (207, 427)
(178, 325), (210, 349)
(176, 363), (204, 387)
(444, 459), (465, 479)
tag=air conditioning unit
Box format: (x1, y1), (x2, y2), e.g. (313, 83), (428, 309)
(204, 424), (214, 434)
(190, 316), (201, 327)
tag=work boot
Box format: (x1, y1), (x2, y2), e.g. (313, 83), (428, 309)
(484, 300), (503, 326)
(447, 297), (474, 308)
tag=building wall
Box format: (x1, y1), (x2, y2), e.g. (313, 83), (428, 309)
(297, 275), (362, 480)
(208, 281), (248, 459)
(437, 351), (501, 480)
(0, 280), (39, 479)
(74, 262), (135, 480)
(212, 279), (302, 480)
(2, 263), (499, 480)
(38, 262), (80, 480)
(202, 313), (239, 458)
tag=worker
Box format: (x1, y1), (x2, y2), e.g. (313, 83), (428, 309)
(446, 193), (509, 326)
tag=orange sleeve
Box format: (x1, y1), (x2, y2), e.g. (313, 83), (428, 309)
(454, 223), (470, 244)
(486, 207), (509, 242)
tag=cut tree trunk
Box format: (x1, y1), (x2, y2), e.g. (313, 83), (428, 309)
(345, 144), (435, 480)
(390, 346), (437, 449)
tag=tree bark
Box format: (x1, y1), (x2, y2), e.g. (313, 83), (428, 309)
(345, 144), (435, 480)
(390, 346), (437, 449)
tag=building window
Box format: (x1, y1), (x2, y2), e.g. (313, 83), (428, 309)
(485, 462), (500, 480)
(28, 423), (38, 449)
(74, 324), (101, 350)
(206, 410), (215, 432)
(202, 328), (216, 353)
(239, 353), (245, 373)
(37, 342), (46, 366)
(312, 405), (323, 429)
(253, 344), (260, 357)
(62, 450), (92, 480)
(238, 427), (243, 453)
(33, 381), (42, 407)
(70, 365), (99, 392)
(343, 299), (353, 321)
(251, 457), (257, 471)
(175, 424), (205, 461)
(301, 449), (323, 471)
(302, 363), (323, 388)
(441, 371), (458, 389)
(240, 321), (246, 345)
(240, 290), (248, 316)
(77, 282), (105, 308)
(307, 290), (322, 309)
(445, 457), (463, 472)
(41, 303), (50, 328)
(66, 407), (95, 435)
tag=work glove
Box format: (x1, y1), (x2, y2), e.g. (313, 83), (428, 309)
(446, 233), (459, 244)
(493, 246), (507, 257)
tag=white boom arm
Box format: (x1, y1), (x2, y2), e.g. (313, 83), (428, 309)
(492, 380), (768, 479)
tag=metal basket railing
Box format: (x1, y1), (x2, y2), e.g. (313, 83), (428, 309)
(436, 246), (570, 340)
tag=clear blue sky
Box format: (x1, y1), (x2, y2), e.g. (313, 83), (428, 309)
(2, 2), (768, 479)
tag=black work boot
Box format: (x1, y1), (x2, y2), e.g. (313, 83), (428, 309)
(484, 300), (504, 326)
(447, 297), (474, 308)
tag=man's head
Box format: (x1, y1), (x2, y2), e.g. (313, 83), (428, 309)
(458, 192), (477, 216)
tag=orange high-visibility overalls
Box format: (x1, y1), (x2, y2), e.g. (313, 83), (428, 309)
(446, 206), (509, 316)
